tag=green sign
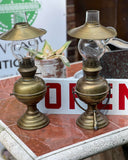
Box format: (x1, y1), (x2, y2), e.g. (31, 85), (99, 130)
(0, 0), (41, 32)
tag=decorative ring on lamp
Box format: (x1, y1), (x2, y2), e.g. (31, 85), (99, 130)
(10, 88), (47, 97)
(74, 88), (109, 96)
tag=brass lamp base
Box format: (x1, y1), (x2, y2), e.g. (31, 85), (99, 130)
(11, 58), (50, 130)
(17, 105), (49, 130)
(76, 105), (109, 130)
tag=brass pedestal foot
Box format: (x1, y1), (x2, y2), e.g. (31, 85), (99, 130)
(76, 109), (109, 130)
(17, 105), (49, 130)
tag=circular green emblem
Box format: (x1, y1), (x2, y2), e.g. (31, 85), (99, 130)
(0, 0), (41, 32)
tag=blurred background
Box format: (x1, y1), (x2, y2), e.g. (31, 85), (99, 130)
(67, 0), (128, 62)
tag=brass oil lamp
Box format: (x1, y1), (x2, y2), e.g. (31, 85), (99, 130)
(68, 10), (117, 130)
(0, 13), (49, 130)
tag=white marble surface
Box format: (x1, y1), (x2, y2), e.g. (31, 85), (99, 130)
(0, 121), (36, 160)
(0, 120), (128, 160)
(36, 126), (128, 160)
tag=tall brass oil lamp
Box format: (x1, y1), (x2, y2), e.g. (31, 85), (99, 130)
(68, 10), (117, 130)
(0, 13), (49, 130)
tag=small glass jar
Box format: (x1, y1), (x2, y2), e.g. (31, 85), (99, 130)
(35, 58), (66, 78)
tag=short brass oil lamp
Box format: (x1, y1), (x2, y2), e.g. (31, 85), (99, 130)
(68, 10), (117, 130)
(0, 13), (49, 130)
